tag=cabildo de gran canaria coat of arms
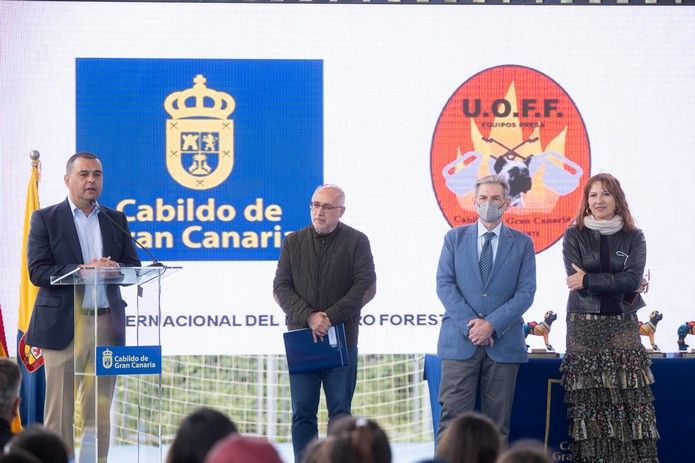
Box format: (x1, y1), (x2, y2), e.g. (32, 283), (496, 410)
(164, 74), (235, 190)
(102, 348), (113, 370)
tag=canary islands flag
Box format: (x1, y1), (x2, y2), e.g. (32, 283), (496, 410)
(17, 156), (45, 426)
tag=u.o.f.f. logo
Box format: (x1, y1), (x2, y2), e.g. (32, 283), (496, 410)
(430, 65), (590, 253)
(165, 74), (235, 190)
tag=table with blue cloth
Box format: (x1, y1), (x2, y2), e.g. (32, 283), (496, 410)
(423, 354), (694, 463)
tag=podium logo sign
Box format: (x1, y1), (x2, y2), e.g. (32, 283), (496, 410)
(101, 348), (113, 369)
(77, 59), (323, 261)
(430, 65), (590, 253)
(96, 345), (162, 376)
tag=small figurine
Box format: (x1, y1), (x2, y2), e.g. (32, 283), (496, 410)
(677, 321), (695, 351)
(638, 310), (663, 351)
(523, 310), (557, 351)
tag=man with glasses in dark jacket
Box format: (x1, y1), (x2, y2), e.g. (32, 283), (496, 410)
(273, 184), (376, 462)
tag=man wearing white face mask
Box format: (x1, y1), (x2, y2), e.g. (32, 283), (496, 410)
(435, 174), (536, 443)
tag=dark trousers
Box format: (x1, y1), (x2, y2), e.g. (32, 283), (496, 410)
(437, 347), (519, 442)
(289, 346), (358, 462)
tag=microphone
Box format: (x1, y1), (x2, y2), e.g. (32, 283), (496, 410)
(91, 200), (164, 267)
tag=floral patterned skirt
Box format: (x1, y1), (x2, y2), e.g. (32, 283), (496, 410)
(560, 312), (659, 463)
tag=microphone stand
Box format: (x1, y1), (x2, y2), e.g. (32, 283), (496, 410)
(91, 201), (164, 267)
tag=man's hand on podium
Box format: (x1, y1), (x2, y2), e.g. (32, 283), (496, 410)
(79, 257), (123, 280)
(81, 256), (119, 268)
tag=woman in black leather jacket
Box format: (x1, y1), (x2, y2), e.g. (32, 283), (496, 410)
(560, 173), (659, 463)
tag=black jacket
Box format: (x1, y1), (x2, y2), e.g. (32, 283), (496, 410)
(273, 222), (376, 347)
(562, 224), (646, 314)
(26, 199), (141, 349)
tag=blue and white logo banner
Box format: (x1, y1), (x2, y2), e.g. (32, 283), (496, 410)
(77, 59), (323, 261)
(96, 345), (162, 376)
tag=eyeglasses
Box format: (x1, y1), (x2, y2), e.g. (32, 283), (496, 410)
(310, 202), (344, 211)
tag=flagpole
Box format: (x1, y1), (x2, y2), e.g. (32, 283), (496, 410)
(30, 150), (41, 177)
(17, 150), (45, 429)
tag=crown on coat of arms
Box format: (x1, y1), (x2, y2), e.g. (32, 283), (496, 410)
(164, 74), (235, 120)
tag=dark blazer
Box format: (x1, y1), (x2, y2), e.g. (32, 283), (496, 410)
(26, 199), (141, 350)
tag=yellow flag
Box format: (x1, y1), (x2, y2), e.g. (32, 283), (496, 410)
(15, 157), (43, 431)
(18, 159), (40, 334)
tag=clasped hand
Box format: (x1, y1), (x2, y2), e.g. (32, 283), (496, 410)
(80, 256), (119, 269)
(566, 263), (585, 291)
(467, 318), (494, 347)
(308, 311), (331, 343)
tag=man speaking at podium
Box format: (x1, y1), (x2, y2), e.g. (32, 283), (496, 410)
(26, 152), (140, 461)
(273, 184), (376, 462)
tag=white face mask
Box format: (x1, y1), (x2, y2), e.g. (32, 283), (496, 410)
(475, 200), (505, 223)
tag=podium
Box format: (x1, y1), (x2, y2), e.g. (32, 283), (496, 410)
(51, 266), (180, 463)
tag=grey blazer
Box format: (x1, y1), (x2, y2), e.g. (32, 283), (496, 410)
(436, 223), (536, 363)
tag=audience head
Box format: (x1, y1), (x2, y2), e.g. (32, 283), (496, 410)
(0, 449), (41, 463)
(435, 411), (502, 463)
(301, 436), (354, 463)
(205, 434), (283, 463)
(0, 359), (21, 422)
(328, 416), (391, 463)
(6, 425), (69, 463)
(166, 407), (238, 463)
(495, 440), (552, 463)
(300, 438), (328, 463)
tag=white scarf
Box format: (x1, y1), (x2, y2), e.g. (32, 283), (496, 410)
(583, 215), (623, 235)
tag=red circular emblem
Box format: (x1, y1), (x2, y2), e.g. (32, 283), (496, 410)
(431, 65), (590, 253)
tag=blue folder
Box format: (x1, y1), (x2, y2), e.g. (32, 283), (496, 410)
(283, 323), (349, 374)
